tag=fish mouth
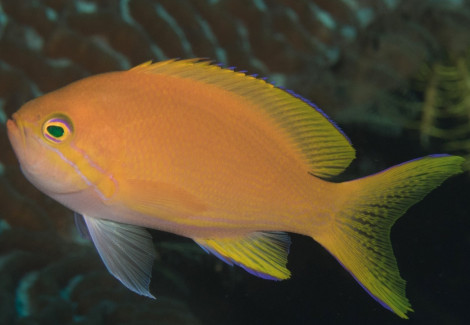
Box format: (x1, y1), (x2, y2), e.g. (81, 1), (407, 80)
(6, 113), (26, 148)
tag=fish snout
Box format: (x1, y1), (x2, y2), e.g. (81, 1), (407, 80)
(7, 113), (21, 131)
(6, 118), (19, 137)
(7, 114), (26, 149)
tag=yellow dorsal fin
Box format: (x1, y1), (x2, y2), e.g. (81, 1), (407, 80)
(129, 59), (355, 178)
(194, 232), (291, 280)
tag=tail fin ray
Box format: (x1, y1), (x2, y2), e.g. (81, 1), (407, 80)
(315, 155), (464, 318)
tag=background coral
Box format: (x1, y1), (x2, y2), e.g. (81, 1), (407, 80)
(0, 0), (469, 325)
(406, 50), (470, 172)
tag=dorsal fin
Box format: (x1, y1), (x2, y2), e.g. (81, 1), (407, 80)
(130, 59), (355, 178)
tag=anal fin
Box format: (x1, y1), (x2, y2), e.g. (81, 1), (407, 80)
(194, 232), (291, 280)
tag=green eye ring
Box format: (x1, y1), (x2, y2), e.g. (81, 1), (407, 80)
(42, 116), (73, 143)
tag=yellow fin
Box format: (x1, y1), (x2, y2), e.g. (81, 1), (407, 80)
(129, 59), (355, 178)
(194, 232), (291, 280)
(315, 155), (464, 318)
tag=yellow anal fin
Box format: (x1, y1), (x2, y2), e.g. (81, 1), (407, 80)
(194, 232), (291, 280)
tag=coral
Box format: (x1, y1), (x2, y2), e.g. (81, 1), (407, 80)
(410, 51), (470, 171)
(333, 0), (470, 136)
(0, 218), (202, 324)
(0, 0), (426, 118)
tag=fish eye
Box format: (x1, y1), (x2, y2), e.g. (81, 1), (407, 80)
(42, 116), (73, 143)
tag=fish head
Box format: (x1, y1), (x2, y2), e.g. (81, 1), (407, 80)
(6, 93), (90, 196)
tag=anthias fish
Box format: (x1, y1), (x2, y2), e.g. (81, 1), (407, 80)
(7, 59), (463, 318)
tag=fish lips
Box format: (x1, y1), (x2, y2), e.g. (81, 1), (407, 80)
(6, 114), (26, 156)
(7, 114), (39, 175)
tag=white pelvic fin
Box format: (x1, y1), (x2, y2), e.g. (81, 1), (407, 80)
(82, 215), (157, 298)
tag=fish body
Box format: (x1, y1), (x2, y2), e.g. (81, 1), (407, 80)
(10, 66), (334, 237)
(7, 59), (463, 318)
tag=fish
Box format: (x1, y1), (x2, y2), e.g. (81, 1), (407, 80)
(6, 59), (463, 318)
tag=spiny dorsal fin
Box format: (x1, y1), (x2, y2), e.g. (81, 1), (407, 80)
(194, 231), (291, 280)
(130, 59), (355, 178)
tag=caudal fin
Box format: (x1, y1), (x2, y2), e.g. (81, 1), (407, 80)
(313, 155), (464, 318)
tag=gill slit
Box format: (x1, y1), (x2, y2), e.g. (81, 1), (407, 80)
(71, 143), (118, 200)
(72, 144), (119, 193)
(49, 145), (117, 201)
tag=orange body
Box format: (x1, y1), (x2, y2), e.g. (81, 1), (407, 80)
(7, 60), (463, 318)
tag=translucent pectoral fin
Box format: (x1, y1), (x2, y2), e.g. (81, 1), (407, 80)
(194, 232), (291, 280)
(74, 212), (91, 240)
(82, 215), (157, 298)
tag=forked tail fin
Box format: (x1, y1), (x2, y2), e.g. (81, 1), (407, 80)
(313, 155), (464, 318)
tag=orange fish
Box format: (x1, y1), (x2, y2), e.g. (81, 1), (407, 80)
(6, 59), (463, 318)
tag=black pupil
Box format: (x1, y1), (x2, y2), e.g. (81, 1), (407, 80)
(47, 125), (65, 138)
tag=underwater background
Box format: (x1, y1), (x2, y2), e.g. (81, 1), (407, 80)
(0, 0), (469, 324)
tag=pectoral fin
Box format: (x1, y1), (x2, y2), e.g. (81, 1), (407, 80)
(194, 232), (291, 280)
(74, 213), (91, 240)
(82, 215), (157, 298)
